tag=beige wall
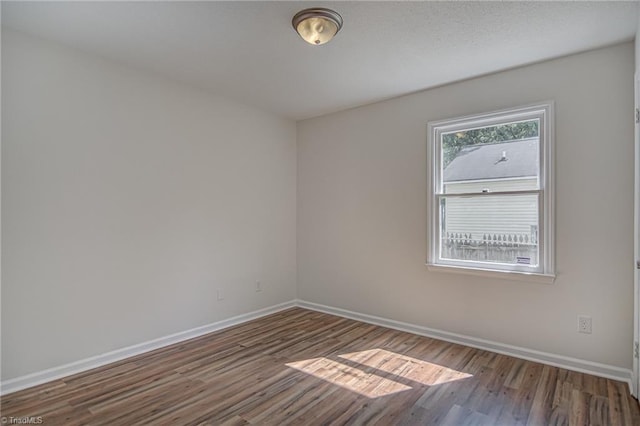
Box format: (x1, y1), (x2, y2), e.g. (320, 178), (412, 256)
(297, 42), (635, 369)
(1, 30), (297, 380)
(2, 29), (635, 383)
(636, 11), (640, 73)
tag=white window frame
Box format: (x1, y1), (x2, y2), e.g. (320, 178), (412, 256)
(427, 102), (555, 283)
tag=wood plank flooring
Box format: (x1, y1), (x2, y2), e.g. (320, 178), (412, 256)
(2, 307), (639, 425)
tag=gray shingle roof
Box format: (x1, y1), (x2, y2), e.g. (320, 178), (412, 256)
(443, 138), (539, 182)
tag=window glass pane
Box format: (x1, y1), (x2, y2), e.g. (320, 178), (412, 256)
(442, 120), (539, 194)
(439, 194), (539, 266)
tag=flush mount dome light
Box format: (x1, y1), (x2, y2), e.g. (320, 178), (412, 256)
(292, 8), (343, 45)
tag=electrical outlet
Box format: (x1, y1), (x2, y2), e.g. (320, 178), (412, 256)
(217, 289), (224, 301)
(255, 281), (262, 292)
(578, 315), (592, 334)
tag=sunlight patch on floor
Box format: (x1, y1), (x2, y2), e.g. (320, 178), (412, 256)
(286, 348), (472, 398)
(339, 348), (473, 386)
(286, 357), (411, 398)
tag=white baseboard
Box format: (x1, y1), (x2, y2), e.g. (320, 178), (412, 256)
(0, 301), (296, 395)
(2, 299), (633, 396)
(296, 300), (633, 390)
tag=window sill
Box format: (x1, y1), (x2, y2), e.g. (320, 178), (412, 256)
(426, 263), (556, 284)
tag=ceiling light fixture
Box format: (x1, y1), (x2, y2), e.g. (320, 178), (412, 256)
(292, 8), (343, 46)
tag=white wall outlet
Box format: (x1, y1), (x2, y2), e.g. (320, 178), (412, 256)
(578, 315), (592, 334)
(217, 289), (224, 301)
(255, 281), (262, 292)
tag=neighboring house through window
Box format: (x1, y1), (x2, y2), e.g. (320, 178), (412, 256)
(427, 102), (555, 281)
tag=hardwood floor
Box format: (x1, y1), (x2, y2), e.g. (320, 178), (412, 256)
(2, 307), (639, 425)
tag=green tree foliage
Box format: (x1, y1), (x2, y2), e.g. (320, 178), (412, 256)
(442, 120), (539, 167)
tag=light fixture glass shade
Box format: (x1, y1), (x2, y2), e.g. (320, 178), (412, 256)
(292, 8), (343, 46)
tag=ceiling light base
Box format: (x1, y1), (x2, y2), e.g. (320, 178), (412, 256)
(292, 8), (343, 46)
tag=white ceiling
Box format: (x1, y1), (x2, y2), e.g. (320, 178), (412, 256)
(2, 1), (638, 120)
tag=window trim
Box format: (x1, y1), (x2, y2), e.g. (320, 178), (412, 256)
(426, 102), (555, 282)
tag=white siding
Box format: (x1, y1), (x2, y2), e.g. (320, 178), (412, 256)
(444, 177), (538, 194)
(443, 178), (538, 239)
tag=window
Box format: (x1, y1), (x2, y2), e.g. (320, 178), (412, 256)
(427, 102), (555, 281)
